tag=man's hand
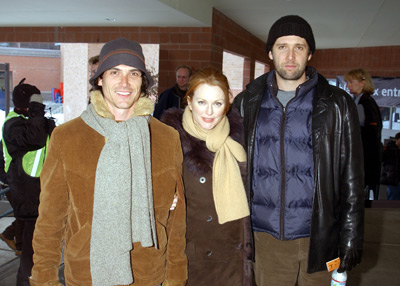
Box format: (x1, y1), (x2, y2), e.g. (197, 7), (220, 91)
(338, 245), (363, 272)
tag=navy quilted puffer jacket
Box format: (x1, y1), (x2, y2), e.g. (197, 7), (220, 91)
(252, 70), (317, 240)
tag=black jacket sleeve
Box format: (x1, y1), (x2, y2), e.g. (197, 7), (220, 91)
(3, 102), (55, 157)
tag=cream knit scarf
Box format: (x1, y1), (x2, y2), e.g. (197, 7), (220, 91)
(182, 106), (250, 224)
(81, 91), (157, 286)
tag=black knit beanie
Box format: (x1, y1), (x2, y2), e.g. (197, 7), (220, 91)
(12, 78), (41, 109)
(265, 15), (315, 54)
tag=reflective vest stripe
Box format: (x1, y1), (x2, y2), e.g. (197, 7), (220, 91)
(2, 111), (23, 173)
(2, 111), (48, 177)
(31, 147), (43, 177)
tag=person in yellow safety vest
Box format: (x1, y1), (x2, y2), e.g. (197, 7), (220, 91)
(1, 78), (55, 286)
(3, 111), (49, 177)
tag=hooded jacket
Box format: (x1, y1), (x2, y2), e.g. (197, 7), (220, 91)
(30, 94), (187, 286)
(234, 67), (364, 273)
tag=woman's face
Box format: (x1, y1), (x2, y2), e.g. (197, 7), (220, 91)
(346, 78), (365, 97)
(188, 83), (227, 130)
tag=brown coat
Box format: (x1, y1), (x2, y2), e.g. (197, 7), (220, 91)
(162, 108), (253, 286)
(30, 115), (187, 286)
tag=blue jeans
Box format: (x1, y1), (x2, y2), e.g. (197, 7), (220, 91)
(387, 183), (400, 200)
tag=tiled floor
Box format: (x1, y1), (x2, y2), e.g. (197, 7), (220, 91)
(1, 198), (400, 285)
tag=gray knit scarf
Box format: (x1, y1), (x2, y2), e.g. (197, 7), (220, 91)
(81, 95), (157, 286)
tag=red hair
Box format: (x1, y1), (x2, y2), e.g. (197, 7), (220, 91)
(185, 67), (231, 114)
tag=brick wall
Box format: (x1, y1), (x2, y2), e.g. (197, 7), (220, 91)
(0, 9), (269, 94)
(310, 46), (400, 79)
(211, 8), (270, 87)
(0, 55), (60, 92)
(0, 9), (399, 93)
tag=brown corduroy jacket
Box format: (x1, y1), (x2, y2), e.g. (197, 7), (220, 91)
(30, 111), (187, 286)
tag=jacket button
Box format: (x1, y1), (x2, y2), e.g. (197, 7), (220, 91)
(199, 177), (206, 184)
(206, 250), (213, 256)
(206, 215), (213, 222)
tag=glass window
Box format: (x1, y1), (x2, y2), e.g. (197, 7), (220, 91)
(380, 106), (400, 131)
(254, 61), (267, 79)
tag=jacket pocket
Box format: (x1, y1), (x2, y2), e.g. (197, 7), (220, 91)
(64, 222), (91, 283)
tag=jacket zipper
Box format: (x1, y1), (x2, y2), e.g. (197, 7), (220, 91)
(278, 88), (299, 240)
(280, 105), (286, 240)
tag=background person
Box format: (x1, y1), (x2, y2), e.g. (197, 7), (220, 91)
(153, 65), (192, 119)
(88, 55), (100, 102)
(162, 67), (253, 286)
(88, 54), (99, 78)
(234, 15), (364, 285)
(345, 68), (383, 200)
(380, 132), (400, 200)
(30, 38), (187, 286)
(2, 78), (55, 286)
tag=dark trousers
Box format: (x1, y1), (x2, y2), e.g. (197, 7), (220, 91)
(17, 219), (36, 286)
(3, 189), (24, 250)
(2, 218), (24, 250)
(254, 232), (331, 286)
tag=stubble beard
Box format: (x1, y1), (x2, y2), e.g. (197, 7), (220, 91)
(275, 63), (306, 81)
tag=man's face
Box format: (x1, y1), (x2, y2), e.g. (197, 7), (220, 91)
(269, 35), (312, 89)
(176, 68), (190, 90)
(89, 63), (99, 78)
(98, 64), (143, 121)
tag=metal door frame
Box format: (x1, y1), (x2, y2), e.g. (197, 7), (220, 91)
(0, 63), (11, 116)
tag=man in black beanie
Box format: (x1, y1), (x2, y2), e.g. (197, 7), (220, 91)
(2, 78), (55, 285)
(234, 15), (364, 285)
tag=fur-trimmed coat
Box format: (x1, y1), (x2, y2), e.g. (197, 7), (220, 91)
(162, 107), (253, 286)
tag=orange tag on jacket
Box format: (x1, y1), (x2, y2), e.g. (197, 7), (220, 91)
(326, 257), (341, 272)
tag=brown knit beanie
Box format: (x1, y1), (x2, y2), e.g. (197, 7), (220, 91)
(89, 38), (153, 87)
(265, 15), (315, 54)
